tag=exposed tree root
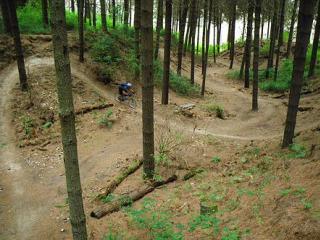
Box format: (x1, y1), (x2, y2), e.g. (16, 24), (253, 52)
(95, 158), (143, 201)
(90, 174), (177, 219)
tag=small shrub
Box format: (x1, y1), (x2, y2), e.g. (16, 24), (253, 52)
(288, 143), (307, 159)
(201, 103), (225, 119)
(221, 228), (240, 240)
(98, 109), (114, 128)
(211, 156), (221, 164)
(301, 199), (313, 210)
(90, 35), (121, 64)
(101, 194), (116, 203)
(21, 115), (34, 136)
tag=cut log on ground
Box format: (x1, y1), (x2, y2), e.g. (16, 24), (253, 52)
(96, 158), (143, 200)
(90, 174), (177, 219)
(75, 103), (114, 115)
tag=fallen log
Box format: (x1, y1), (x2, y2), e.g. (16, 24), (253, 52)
(96, 158), (143, 200)
(75, 103), (114, 115)
(90, 174), (177, 219)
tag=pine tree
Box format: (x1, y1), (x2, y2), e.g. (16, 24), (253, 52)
(244, 0), (254, 88)
(177, 0), (188, 75)
(140, 0), (155, 179)
(189, 0), (196, 84)
(134, 0), (141, 79)
(286, 0), (299, 58)
(308, 0), (320, 78)
(229, 0), (237, 69)
(78, 0), (84, 62)
(50, 0), (88, 239)
(100, 0), (108, 32)
(154, 0), (164, 60)
(162, 0), (172, 105)
(41, 0), (49, 27)
(282, 0), (317, 147)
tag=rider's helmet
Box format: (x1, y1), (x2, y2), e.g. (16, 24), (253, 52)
(126, 82), (133, 88)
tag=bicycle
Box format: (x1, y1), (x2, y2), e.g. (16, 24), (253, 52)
(115, 92), (137, 109)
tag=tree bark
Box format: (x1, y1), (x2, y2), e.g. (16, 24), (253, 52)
(201, 0), (208, 75)
(134, 0), (141, 79)
(5, 0), (28, 91)
(266, 0), (278, 79)
(78, 0), (84, 62)
(229, 0), (237, 69)
(252, 0), (262, 111)
(217, 9), (222, 54)
(41, 0), (49, 27)
(124, 0), (129, 29)
(140, 0), (154, 179)
(93, 0), (96, 28)
(190, 0), (196, 84)
(162, 0), (172, 105)
(112, 0), (116, 28)
(282, 0), (317, 147)
(177, 0), (188, 75)
(0, 0), (12, 34)
(244, 0), (254, 88)
(50, 0), (88, 239)
(274, 0), (287, 81)
(100, 0), (107, 32)
(71, 0), (75, 12)
(201, 0), (212, 96)
(286, 0), (299, 58)
(154, 0), (163, 60)
(308, 0), (320, 78)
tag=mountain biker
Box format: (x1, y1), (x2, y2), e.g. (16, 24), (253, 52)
(118, 82), (134, 101)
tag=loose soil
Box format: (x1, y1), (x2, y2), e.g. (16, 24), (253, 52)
(0, 34), (319, 240)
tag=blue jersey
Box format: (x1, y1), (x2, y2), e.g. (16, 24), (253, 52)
(120, 83), (131, 91)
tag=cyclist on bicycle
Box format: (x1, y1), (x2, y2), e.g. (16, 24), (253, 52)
(118, 82), (134, 101)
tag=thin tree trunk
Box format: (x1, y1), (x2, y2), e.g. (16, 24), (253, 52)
(252, 0), (262, 111)
(71, 0), (75, 12)
(308, 0), (320, 77)
(244, 0), (254, 88)
(78, 0), (84, 62)
(229, 0), (237, 69)
(134, 0), (141, 79)
(266, 0), (278, 79)
(196, 4), (200, 55)
(50, 0), (88, 239)
(282, 0), (317, 147)
(286, 0), (299, 58)
(0, 0), (12, 34)
(267, 15), (270, 39)
(242, 13), (246, 42)
(201, 0), (208, 75)
(162, 0), (172, 105)
(274, 0), (286, 81)
(154, 0), (163, 60)
(140, 0), (155, 178)
(183, 21), (190, 56)
(93, 0), (96, 28)
(112, 0), (116, 28)
(190, 0), (196, 84)
(5, 0), (28, 91)
(100, 0), (107, 32)
(201, 0), (212, 96)
(260, 14), (264, 40)
(41, 0), (49, 27)
(217, 9), (222, 54)
(124, 0), (129, 28)
(177, 0), (188, 75)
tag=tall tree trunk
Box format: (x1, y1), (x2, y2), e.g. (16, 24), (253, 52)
(183, 21), (190, 56)
(274, 0), (286, 81)
(266, 0), (278, 79)
(41, 0), (49, 27)
(286, 0), (299, 58)
(252, 0), (262, 111)
(134, 0), (141, 79)
(87, 0), (92, 26)
(124, 0), (129, 28)
(78, 0), (84, 62)
(112, 0), (116, 28)
(50, 0), (88, 239)
(282, 0), (317, 147)
(242, 13), (246, 42)
(93, 0), (96, 28)
(213, 5), (216, 63)
(201, 0), (208, 75)
(229, 0), (237, 69)
(190, 0), (196, 84)
(0, 0), (12, 34)
(308, 0), (320, 78)
(177, 0), (188, 75)
(201, 0), (212, 96)
(227, 17), (231, 50)
(5, 0), (28, 91)
(267, 15), (270, 39)
(260, 14), (264, 40)
(71, 0), (75, 12)
(154, 0), (163, 60)
(244, 0), (254, 88)
(100, 0), (107, 32)
(140, 0), (155, 179)
(196, 4), (200, 55)
(162, 0), (172, 105)
(217, 9), (222, 54)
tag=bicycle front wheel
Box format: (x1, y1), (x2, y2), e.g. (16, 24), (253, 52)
(128, 98), (137, 109)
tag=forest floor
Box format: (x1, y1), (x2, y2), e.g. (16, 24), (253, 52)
(0, 34), (320, 240)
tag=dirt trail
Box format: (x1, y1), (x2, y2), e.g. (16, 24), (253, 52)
(0, 51), (319, 239)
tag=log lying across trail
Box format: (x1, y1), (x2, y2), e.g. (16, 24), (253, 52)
(90, 175), (177, 219)
(95, 158), (143, 201)
(75, 103), (114, 115)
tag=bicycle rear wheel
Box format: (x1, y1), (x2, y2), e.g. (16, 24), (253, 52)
(128, 98), (137, 109)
